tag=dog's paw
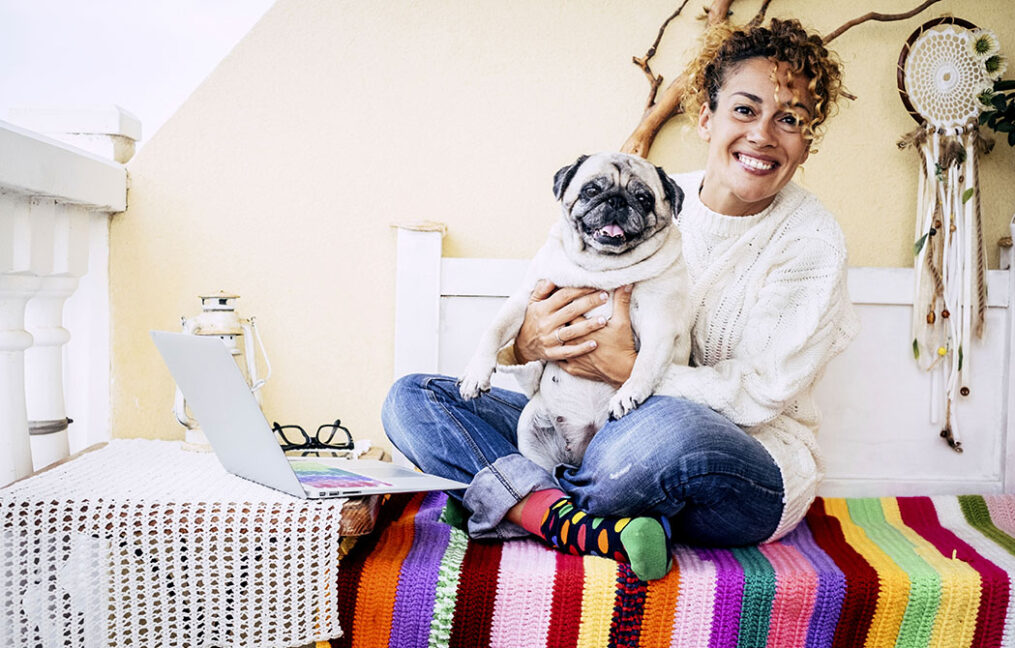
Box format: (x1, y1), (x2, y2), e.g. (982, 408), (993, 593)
(458, 371), (492, 400)
(608, 387), (647, 419)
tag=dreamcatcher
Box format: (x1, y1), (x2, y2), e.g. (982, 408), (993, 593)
(897, 18), (1004, 452)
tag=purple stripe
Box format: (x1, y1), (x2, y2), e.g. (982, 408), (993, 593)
(781, 521), (845, 648)
(389, 491), (451, 648)
(698, 547), (744, 648)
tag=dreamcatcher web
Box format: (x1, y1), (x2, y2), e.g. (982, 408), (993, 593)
(905, 25), (994, 129)
(898, 19), (1001, 452)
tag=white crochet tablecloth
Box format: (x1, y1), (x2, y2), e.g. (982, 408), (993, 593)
(0, 439), (347, 648)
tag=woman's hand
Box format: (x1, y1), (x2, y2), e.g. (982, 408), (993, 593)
(514, 280), (608, 363)
(514, 281), (637, 388)
(559, 284), (637, 387)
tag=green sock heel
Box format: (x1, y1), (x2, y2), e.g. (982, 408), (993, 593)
(538, 497), (672, 581)
(619, 517), (672, 581)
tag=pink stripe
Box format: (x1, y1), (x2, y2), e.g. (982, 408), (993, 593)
(984, 495), (1015, 536)
(759, 542), (817, 648)
(489, 539), (557, 648)
(669, 545), (717, 648)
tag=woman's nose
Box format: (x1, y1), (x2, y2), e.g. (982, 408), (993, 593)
(747, 119), (775, 146)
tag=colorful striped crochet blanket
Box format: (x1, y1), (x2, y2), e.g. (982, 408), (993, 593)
(331, 491), (1015, 648)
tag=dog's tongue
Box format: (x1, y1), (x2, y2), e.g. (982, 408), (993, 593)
(599, 224), (624, 238)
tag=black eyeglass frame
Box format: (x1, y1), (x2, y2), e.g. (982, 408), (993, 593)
(271, 419), (354, 451)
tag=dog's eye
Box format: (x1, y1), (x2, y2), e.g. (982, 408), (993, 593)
(581, 185), (600, 199)
(637, 194), (655, 209)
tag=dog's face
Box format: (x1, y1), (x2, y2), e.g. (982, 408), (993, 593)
(553, 152), (683, 255)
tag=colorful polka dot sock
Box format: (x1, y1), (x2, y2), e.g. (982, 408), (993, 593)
(518, 489), (672, 581)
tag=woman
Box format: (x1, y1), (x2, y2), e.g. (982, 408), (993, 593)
(382, 18), (858, 582)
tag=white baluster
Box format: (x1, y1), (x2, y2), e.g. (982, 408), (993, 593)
(0, 277), (40, 485)
(0, 193), (47, 485)
(23, 187), (111, 472)
(26, 203), (88, 468)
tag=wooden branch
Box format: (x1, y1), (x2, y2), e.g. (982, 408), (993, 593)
(622, 72), (693, 157)
(823, 0), (944, 44)
(622, 0), (944, 158)
(632, 0), (691, 111)
(707, 0), (734, 25)
(636, 70), (666, 113)
(622, 0), (732, 156)
(749, 0), (774, 27)
(637, 0), (692, 67)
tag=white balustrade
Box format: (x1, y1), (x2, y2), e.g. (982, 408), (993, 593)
(0, 107), (133, 485)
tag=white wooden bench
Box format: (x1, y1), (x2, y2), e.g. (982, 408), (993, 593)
(392, 222), (1015, 498)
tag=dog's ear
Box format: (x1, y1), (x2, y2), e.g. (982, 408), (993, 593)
(553, 155), (589, 201)
(655, 166), (684, 215)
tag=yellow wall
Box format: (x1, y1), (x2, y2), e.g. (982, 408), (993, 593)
(112, 0), (1015, 449)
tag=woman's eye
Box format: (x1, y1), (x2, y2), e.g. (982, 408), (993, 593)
(581, 185), (600, 198)
(733, 105), (754, 117)
(779, 114), (803, 129)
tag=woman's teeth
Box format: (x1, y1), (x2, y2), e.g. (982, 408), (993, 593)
(737, 154), (775, 171)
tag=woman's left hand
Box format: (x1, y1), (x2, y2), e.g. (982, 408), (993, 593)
(558, 284), (638, 387)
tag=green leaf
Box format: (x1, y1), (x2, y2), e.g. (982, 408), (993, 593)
(980, 110), (996, 125)
(993, 93), (1008, 110)
(914, 232), (929, 256)
(934, 162), (945, 181)
(913, 339), (920, 359)
(995, 80), (1015, 91)
(958, 345), (964, 371)
(962, 187), (975, 203)
(998, 121), (1013, 132)
(1010, 130), (1015, 147)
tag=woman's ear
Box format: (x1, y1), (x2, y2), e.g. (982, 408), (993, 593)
(697, 103), (712, 142)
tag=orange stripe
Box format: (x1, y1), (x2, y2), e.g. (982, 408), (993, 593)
(351, 493), (424, 648)
(638, 558), (680, 646)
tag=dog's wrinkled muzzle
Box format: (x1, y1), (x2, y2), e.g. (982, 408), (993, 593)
(584, 202), (643, 247)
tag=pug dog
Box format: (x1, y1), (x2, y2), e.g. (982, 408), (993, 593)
(458, 152), (691, 473)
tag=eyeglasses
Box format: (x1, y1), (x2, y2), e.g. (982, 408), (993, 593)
(272, 419), (354, 452)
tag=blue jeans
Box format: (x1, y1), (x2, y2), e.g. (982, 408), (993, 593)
(382, 373), (784, 546)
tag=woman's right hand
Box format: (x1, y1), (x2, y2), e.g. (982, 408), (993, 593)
(513, 280), (609, 363)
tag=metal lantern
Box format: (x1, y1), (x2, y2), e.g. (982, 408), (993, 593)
(173, 291), (271, 450)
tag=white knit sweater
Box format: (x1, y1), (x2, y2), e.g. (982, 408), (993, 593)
(658, 170), (859, 541)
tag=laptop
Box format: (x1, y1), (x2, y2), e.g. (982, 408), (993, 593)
(151, 331), (468, 499)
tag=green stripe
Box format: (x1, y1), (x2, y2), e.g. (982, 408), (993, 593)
(428, 526), (469, 648)
(846, 498), (938, 648)
(731, 546), (774, 648)
(959, 495), (1015, 557)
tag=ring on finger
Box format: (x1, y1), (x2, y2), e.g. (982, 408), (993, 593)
(554, 326), (565, 345)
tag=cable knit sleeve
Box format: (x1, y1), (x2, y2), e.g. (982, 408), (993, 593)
(655, 233), (857, 427)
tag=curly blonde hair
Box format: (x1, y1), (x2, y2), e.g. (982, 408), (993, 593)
(684, 18), (844, 143)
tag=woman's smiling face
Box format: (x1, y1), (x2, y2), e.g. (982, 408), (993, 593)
(697, 56), (814, 216)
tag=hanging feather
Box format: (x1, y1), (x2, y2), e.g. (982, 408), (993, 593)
(938, 137), (966, 170)
(897, 125), (928, 151)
